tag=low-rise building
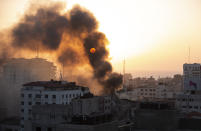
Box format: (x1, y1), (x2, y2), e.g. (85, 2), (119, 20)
(72, 93), (112, 117)
(30, 93), (116, 131)
(135, 100), (177, 131)
(20, 80), (89, 131)
(0, 117), (20, 131)
(32, 104), (72, 131)
(118, 83), (177, 101)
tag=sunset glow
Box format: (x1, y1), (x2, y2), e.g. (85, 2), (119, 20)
(1, 0), (201, 77)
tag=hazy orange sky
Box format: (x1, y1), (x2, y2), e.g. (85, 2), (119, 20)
(1, 0), (201, 77)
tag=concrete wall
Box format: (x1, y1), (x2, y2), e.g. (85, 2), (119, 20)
(56, 121), (118, 131)
(135, 109), (178, 131)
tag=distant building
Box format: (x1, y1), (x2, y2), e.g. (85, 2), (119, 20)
(0, 58), (57, 117)
(183, 63), (201, 91)
(123, 73), (132, 88)
(0, 117), (20, 131)
(3, 58), (56, 84)
(118, 83), (177, 101)
(20, 80), (89, 131)
(127, 76), (157, 90)
(176, 63), (201, 113)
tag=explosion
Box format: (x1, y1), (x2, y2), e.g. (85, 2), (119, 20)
(0, 1), (122, 94)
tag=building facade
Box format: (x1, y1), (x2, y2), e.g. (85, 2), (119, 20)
(183, 63), (201, 91)
(118, 84), (176, 101)
(32, 104), (72, 131)
(176, 63), (201, 113)
(20, 80), (89, 131)
(0, 58), (57, 117)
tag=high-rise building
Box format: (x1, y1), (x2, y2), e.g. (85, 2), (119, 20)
(20, 80), (89, 131)
(183, 63), (201, 91)
(0, 58), (57, 117)
(176, 63), (201, 113)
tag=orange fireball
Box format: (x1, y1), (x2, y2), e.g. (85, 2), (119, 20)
(90, 48), (96, 54)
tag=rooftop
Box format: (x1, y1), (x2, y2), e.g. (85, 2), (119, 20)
(23, 80), (89, 91)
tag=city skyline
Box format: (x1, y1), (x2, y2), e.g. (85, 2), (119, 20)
(1, 0), (201, 77)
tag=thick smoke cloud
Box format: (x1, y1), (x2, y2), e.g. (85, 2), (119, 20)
(1, 1), (122, 94)
(12, 5), (68, 50)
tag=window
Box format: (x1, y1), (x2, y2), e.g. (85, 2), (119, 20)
(28, 102), (32, 105)
(21, 101), (24, 105)
(21, 94), (24, 97)
(62, 95), (64, 98)
(69, 94), (71, 98)
(194, 106), (198, 109)
(21, 109), (24, 112)
(73, 94), (75, 97)
(141, 89), (143, 91)
(21, 125), (24, 128)
(50, 113), (55, 119)
(45, 95), (48, 98)
(189, 106), (192, 109)
(35, 94), (41, 98)
(29, 109), (32, 114)
(45, 102), (48, 104)
(36, 127), (41, 131)
(182, 106), (186, 108)
(28, 94), (32, 98)
(36, 102), (41, 105)
(5, 128), (12, 131)
(21, 117), (24, 120)
(66, 94), (68, 98)
(47, 128), (52, 131)
(52, 95), (56, 99)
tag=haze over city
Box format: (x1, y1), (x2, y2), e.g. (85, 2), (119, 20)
(1, 0), (201, 131)
(1, 0), (201, 77)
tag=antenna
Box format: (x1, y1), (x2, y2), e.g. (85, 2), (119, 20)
(123, 58), (127, 92)
(36, 45), (39, 58)
(188, 45), (191, 63)
(123, 58), (125, 84)
(62, 63), (64, 80)
(59, 70), (63, 81)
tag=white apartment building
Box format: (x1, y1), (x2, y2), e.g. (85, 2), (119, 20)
(118, 84), (176, 101)
(72, 94), (112, 116)
(176, 63), (201, 113)
(20, 80), (89, 131)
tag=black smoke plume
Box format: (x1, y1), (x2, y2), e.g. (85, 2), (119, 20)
(1, 1), (122, 94)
